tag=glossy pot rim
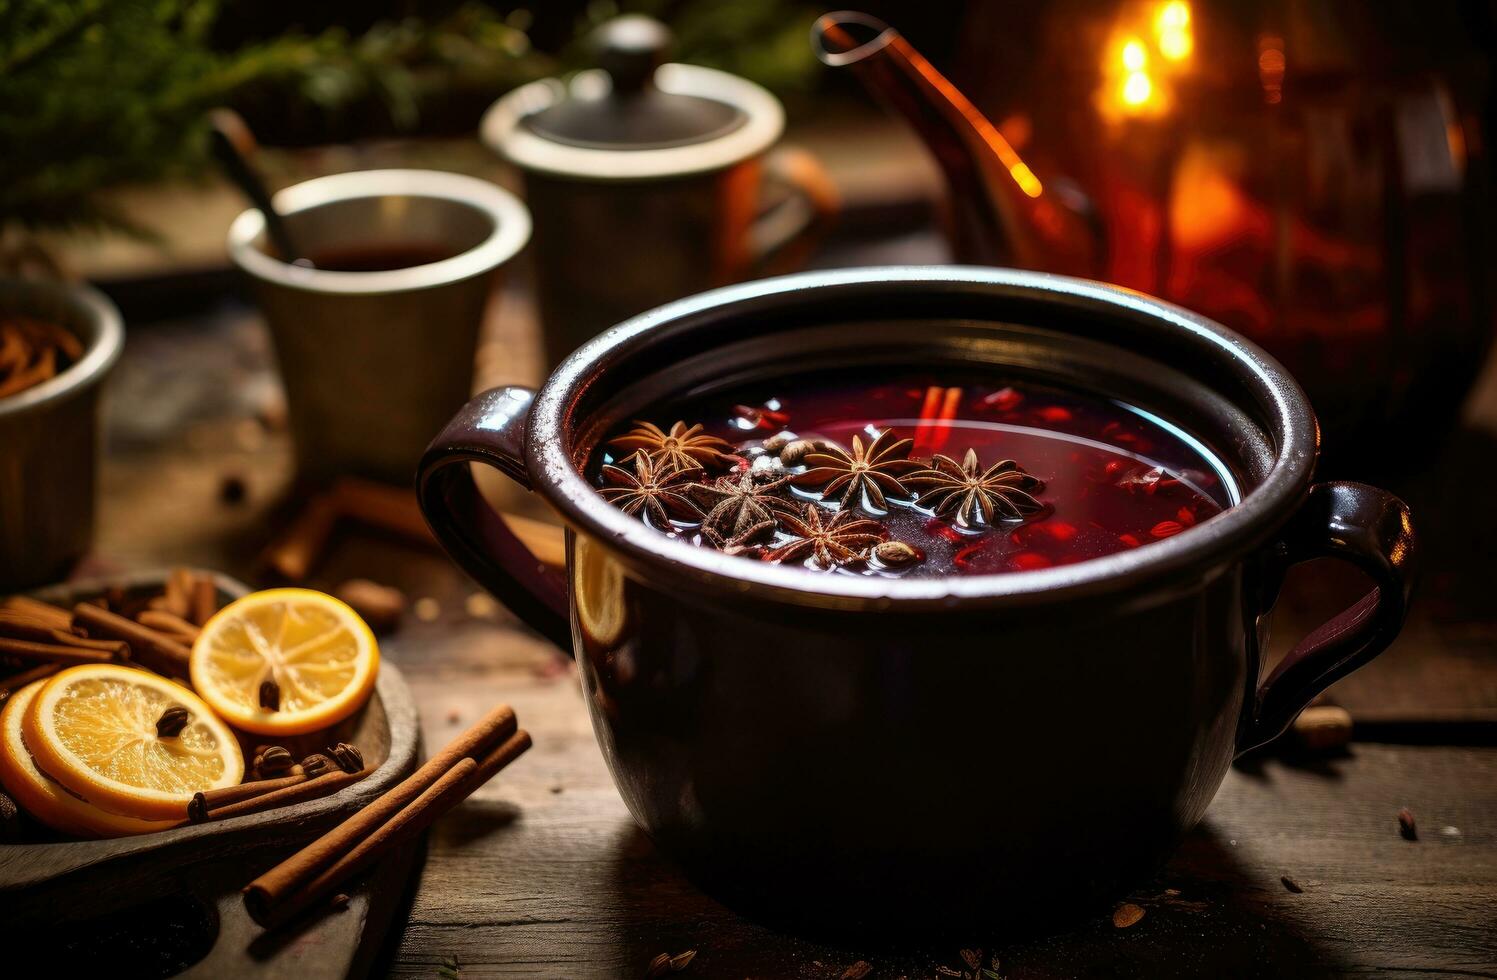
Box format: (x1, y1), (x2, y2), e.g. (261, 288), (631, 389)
(0, 277), (123, 419)
(527, 266), (1319, 611)
(227, 169), (532, 296)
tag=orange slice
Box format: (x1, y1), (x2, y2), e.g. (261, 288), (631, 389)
(22, 665), (243, 822)
(0, 679), (179, 837)
(190, 588), (379, 736)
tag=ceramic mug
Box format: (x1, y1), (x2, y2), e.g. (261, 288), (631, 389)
(416, 267), (1415, 931)
(228, 169), (531, 484)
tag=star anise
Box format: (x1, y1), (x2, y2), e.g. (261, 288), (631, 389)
(907, 448), (1045, 527)
(608, 420), (735, 475)
(599, 452), (704, 527)
(693, 469), (797, 548)
(790, 429), (921, 512)
(767, 504), (886, 569)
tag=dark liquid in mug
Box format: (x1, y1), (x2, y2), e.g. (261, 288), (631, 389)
(591, 370), (1236, 578)
(304, 242), (459, 272)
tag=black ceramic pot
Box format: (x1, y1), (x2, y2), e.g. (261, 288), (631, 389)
(417, 267), (1415, 933)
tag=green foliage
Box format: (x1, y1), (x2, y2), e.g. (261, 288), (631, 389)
(0, 0), (546, 238)
(0, 0), (820, 239)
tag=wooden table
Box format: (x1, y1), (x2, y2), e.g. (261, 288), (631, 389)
(79, 259), (1497, 977)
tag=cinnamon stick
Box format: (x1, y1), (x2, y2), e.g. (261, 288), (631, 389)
(244, 703), (517, 920)
(0, 662), (60, 694)
(190, 575), (217, 627)
(50, 632), (129, 656)
(72, 604), (190, 677)
(333, 477), (435, 545)
(188, 771), (315, 821)
(137, 610), (201, 643)
(163, 568), (194, 619)
(202, 768), (366, 823)
(0, 636), (116, 666)
(263, 492), (340, 581)
(0, 613), (77, 644)
(251, 729), (531, 927)
(0, 597), (73, 631)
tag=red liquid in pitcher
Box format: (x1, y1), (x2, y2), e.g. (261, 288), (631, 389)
(590, 370), (1235, 577)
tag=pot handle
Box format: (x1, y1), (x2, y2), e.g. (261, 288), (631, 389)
(749, 146), (839, 275)
(417, 386), (573, 651)
(1238, 481), (1416, 753)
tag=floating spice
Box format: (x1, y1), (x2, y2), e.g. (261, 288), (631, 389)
(599, 453), (703, 527)
(791, 429), (921, 512)
(608, 420), (735, 474)
(768, 505), (886, 570)
(589, 374), (1232, 578)
(907, 449), (1045, 527)
(693, 470), (796, 547)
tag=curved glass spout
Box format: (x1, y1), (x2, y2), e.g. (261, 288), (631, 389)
(813, 11), (1097, 275)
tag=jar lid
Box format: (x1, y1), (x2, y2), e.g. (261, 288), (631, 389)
(481, 15), (783, 181)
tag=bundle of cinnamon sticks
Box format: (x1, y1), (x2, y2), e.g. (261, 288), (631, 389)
(243, 702), (530, 928)
(0, 569), (221, 694)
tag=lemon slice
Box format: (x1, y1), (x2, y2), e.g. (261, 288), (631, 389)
(0, 680), (179, 837)
(190, 588), (379, 736)
(22, 665), (244, 822)
(0, 682), (179, 837)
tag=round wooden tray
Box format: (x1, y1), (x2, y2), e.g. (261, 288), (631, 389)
(0, 569), (420, 930)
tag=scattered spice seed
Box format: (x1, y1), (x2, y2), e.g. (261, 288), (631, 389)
(256, 746), (295, 777)
(413, 597), (441, 622)
(1112, 903), (1145, 928)
(1398, 807), (1418, 841)
(872, 540), (924, 568)
(334, 579), (405, 633)
(778, 438), (818, 466)
(442, 957), (459, 970)
(842, 961), (873, 979)
(1441, 826), (1462, 837)
(1292, 705), (1353, 753)
(669, 950), (697, 971)
(760, 431), (794, 454)
(464, 593), (499, 619)
(301, 753), (337, 778)
(1281, 875), (1304, 893)
(155, 705), (190, 738)
(329, 742), (364, 774)
(646, 953), (672, 977)
(259, 678), (281, 711)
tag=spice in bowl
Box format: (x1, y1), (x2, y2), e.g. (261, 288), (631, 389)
(0, 313), (82, 399)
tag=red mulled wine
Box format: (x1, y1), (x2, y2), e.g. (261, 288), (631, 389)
(303, 242), (459, 272)
(590, 370), (1235, 577)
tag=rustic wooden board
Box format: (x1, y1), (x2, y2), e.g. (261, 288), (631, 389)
(0, 570), (423, 978)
